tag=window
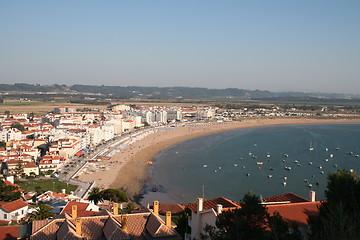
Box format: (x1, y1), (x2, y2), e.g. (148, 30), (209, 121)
(4, 214), (7, 219)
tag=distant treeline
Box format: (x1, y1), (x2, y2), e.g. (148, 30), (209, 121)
(1, 83), (359, 102)
(69, 85), (274, 99)
(0, 83), (68, 92)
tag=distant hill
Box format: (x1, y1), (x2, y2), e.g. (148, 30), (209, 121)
(0, 83), (359, 101)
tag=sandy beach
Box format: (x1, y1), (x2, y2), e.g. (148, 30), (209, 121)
(78, 118), (360, 204)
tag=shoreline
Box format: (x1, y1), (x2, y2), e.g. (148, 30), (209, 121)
(78, 118), (360, 205)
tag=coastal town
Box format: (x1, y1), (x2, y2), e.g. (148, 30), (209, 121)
(0, 102), (360, 239)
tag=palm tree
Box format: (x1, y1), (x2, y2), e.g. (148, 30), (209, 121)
(28, 203), (55, 221)
(88, 187), (103, 205)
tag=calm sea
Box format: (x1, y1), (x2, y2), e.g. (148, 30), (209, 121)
(150, 123), (360, 204)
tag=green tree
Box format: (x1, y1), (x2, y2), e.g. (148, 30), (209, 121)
(0, 180), (22, 201)
(100, 188), (128, 203)
(28, 112), (35, 121)
(28, 203), (55, 221)
(11, 123), (25, 132)
(4, 110), (10, 117)
(308, 169), (360, 240)
(123, 202), (136, 213)
(174, 208), (192, 238)
(88, 187), (103, 205)
(13, 163), (24, 178)
(0, 141), (6, 148)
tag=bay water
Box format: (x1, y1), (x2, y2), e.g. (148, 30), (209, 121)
(150, 123), (360, 204)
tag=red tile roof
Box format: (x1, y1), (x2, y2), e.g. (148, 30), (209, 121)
(30, 212), (181, 240)
(0, 225), (19, 240)
(24, 162), (38, 168)
(0, 199), (28, 213)
(266, 201), (320, 227)
(187, 197), (241, 213)
(60, 202), (99, 218)
(158, 203), (186, 215)
(263, 192), (310, 203)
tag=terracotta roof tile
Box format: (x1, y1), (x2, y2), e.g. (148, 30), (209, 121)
(0, 225), (19, 240)
(114, 213), (148, 240)
(187, 197), (241, 213)
(31, 212), (181, 240)
(0, 199), (28, 213)
(263, 192), (310, 203)
(158, 203), (185, 215)
(146, 213), (178, 238)
(103, 216), (130, 240)
(60, 202), (99, 218)
(266, 201), (320, 227)
(56, 219), (82, 240)
(31, 219), (64, 240)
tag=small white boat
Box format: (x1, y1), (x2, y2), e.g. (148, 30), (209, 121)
(325, 148), (328, 152)
(203, 164), (208, 168)
(284, 166), (291, 171)
(284, 154), (289, 157)
(267, 153), (271, 158)
(283, 176), (287, 180)
(268, 175), (273, 178)
(309, 143), (314, 151)
(329, 154), (334, 158)
(308, 183), (313, 188)
(309, 162), (313, 165)
(233, 164), (238, 167)
(282, 159), (287, 162)
(319, 165), (323, 169)
(304, 179), (308, 182)
(283, 182), (287, 186)
(246, 173), (250, 176)
(325, 159), (329, 162)
(321, 171), (324, 174)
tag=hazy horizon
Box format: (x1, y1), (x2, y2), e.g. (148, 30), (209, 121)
(1, 1), (360, 94)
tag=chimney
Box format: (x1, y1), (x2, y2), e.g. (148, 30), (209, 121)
(197, 198), (203, 212)
(165, 211), (172, 228)
(113, 203), (119, 215)
(72, 205), (78, 218)
(75, 217), (82, 235)
(153, 201), (159, 216)
(121, 215), (127, 230)
(216, 204), (223, 214)
(309, 190), (316, 202)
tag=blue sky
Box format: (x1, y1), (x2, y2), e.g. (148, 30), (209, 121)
(1, 1), (360, 94)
